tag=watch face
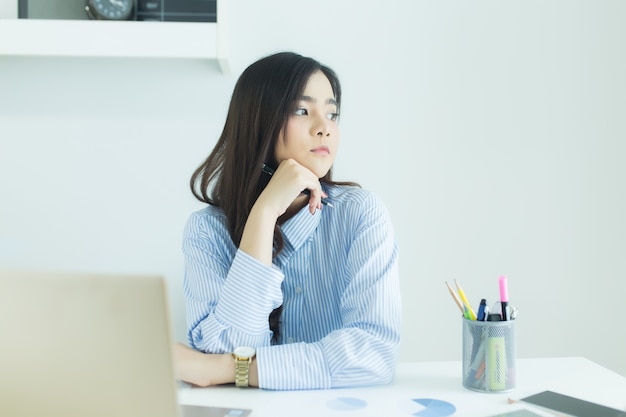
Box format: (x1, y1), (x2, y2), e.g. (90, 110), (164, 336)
(86, 0), (134, 20)
(234, 346), (255, 358)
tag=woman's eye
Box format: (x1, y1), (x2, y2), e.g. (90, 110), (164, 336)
(327, 112), (340, 122)
(295, 108), (308, 116)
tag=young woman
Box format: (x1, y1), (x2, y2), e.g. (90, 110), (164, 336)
(175, 51), (402, 390)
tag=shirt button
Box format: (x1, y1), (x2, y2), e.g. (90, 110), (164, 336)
(287, 337), (294, 343)
(295, 286), (302, 294)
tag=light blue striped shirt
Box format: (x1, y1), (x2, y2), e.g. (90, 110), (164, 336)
(182, 185), (402, 390)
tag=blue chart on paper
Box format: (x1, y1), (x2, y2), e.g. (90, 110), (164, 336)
(411, 398), (456, 417)
(326, 397), (368, 411)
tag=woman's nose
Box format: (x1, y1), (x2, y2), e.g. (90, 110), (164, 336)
(313, 116), (331, 137)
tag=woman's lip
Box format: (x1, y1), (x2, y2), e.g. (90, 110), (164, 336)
(311, 146), (330, 155)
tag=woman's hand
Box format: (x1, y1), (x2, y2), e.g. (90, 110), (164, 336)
(258, 158), (327, 217)
(239, 159), (327, 266)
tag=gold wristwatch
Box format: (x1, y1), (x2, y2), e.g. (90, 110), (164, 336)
(232, 346), (256, 387)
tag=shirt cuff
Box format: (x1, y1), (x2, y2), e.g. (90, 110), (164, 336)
(256, 343), (331, 390)
(214, 249), (284, 335)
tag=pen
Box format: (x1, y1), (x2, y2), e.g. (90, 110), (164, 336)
(454, 279), (477, 320)
(499, 276), (509, 321)
(476, 299), (487, 321)
(467, 340), (486, 388)
(261, 164), (333, 207)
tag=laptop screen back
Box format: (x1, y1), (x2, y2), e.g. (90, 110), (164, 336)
(0, 270), (181, 417)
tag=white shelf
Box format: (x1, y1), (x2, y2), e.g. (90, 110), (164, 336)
(0, 3), (229, 73)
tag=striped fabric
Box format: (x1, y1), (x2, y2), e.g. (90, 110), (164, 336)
(182, 185), (402, 390)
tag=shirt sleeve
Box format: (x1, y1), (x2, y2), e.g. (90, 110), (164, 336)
(182, 211), (284, 352)
(256, 192), (402, 390)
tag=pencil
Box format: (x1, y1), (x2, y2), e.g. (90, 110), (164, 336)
(445, 281), (465, 315)
(454, 279), (477, 320)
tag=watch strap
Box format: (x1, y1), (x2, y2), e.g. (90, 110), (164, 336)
(233, 354), (253, 387)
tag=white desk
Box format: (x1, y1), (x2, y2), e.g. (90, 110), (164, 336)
(178, 357), (626, 417)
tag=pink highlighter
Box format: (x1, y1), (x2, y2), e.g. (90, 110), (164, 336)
(499, 275), (509, 321)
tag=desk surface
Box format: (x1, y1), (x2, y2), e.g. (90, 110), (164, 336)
(178, 357), (626, 417)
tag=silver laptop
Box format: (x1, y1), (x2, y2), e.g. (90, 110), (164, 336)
(0, 270), (250, 417)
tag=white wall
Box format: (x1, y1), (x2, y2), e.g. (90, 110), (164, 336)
(1, 1), (625, 376)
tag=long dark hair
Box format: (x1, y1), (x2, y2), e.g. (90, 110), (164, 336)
(191, 51), (355, 250)
(190, 51), (357, 340)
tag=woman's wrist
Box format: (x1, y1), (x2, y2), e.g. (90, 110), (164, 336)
(239, 204), (278, 266)
(174, 343), (234, 387)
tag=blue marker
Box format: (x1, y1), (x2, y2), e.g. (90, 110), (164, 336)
(476, 299), (487, 321)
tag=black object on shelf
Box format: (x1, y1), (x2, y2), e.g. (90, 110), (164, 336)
(136, 0), (216, 22)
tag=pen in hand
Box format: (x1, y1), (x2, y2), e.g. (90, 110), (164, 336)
(261, 164), (333, 207)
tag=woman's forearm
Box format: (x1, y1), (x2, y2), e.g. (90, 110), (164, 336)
(174, 343), (259, 388)
(238, 203), (277, 267)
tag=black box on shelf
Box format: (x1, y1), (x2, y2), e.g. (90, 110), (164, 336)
(136, 0), (216, 22)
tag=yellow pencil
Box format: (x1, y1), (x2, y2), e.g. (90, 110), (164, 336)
(454, 279), (477, 320)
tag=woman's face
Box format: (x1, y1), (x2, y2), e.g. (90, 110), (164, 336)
(274, 70), (340, 179)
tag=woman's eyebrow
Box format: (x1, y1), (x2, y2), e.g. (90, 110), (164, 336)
(301, 96), (338, 107)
